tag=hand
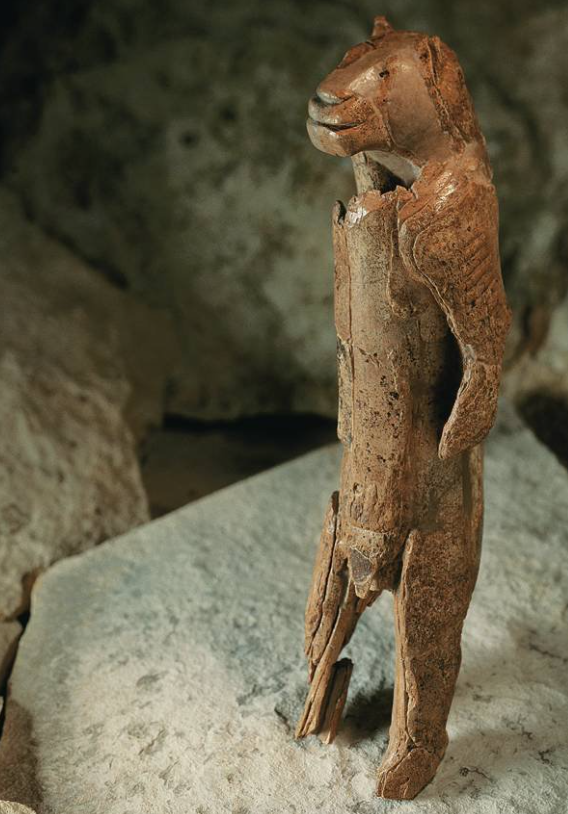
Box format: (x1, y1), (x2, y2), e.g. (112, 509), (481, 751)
(339, 521), (407, 598)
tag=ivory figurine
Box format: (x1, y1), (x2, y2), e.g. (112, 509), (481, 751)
(296, 17), (512, 800)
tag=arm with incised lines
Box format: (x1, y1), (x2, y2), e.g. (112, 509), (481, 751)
(398, 160), (511, 459)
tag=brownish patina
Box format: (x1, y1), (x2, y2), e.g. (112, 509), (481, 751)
(296, 17), (511, 800)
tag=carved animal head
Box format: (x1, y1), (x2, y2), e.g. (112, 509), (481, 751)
(307, 17), (484, 173)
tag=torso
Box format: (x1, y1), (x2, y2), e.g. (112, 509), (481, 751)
(334, 188), (463, 534)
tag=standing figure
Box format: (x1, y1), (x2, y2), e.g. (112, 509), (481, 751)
(296, 17), (511, 800)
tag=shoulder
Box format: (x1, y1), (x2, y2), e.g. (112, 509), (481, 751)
(398, 155), (495, 233)
(337, 187), (412, 230)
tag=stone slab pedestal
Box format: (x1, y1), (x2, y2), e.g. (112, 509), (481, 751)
(0, 408), (567, 813)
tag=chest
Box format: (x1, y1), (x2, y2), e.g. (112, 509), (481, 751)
(334, 192), (444, 355)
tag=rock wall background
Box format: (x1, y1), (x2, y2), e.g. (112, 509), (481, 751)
(0, 189), (151, 621)
(0, 0), (566, 423)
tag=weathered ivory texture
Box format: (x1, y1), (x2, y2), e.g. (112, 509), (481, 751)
(297, 17), (511, 799)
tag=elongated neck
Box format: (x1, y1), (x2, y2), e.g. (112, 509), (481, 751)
(351, 150), (427, 195)
(351, 137), (492, 197)
(351, 152), (398, 195)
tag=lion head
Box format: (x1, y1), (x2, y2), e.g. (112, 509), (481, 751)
(307, 17), (486, 182)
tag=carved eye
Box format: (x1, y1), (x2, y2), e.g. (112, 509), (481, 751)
(338, 41), (374, 68)
(378, 69), (390, 78)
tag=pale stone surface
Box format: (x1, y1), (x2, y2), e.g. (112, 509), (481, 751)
(0, 189), (151, 619)
(1, 1), (566, 418)
(0, 805), (37, 814)
(0, 406), (566, 812)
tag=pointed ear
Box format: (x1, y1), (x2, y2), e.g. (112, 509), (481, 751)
(429, 35), (444, 61)
(371, 16), (394, 40)
(427, 35), (445, 82)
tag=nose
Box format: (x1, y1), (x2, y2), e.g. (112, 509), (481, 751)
(316, 86), (346, 105)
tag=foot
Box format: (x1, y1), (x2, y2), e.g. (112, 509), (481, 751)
(377, 742), (444, 800)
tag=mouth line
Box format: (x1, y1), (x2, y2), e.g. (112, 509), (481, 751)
(308, 117), (362, 132)
(308, 93), (361, 132)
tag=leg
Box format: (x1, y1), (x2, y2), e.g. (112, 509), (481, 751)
(377, 523), (480, 799)
(296, 492), (376, 742)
